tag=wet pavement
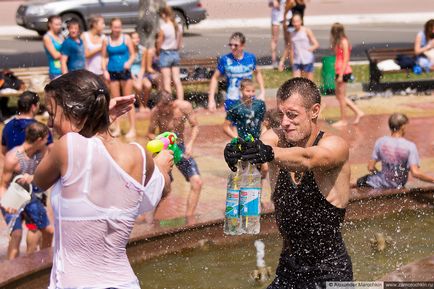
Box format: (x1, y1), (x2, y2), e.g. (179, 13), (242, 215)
(0, 92), (433, 259)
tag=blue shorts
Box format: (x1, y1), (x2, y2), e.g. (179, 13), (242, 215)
(159, 50), (180, 68)
(292, 63), (314, 73)
(175, 143), (200, 182)
(1, 198), (49, 232)
(23, 198), (49, 231)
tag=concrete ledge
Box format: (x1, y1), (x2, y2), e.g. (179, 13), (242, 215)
(1, 186), (433, 288)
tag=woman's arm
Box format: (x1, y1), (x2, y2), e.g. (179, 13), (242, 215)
(306, 28), (319, 52)
(34, 136), (68, 191)
(124, 34), (135, 70)
(414, 33), (432, 55)
(101, 38), (110, 81)
(43, 34), (62, 60)
(82, 33), (103, 58)
(156, 30), (164, 55)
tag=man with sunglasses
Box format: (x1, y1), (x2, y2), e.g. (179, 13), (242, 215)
(208, 32), (265, 112)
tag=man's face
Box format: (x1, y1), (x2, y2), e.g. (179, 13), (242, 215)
(33, 135), (49, 151)
(278, 93), (319, 144)
(68, 24), (80, 38)
(228, 38), (244, 56)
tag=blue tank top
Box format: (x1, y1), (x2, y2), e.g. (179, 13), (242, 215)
(106, 35), (130, 72)
(44, 33), (63, 75)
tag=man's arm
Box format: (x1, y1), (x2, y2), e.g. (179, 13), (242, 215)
(223, 120), (238, 139)
(208, 70), (221, 112)
(147, 109), (159, 139)
(0, 154), (17, 197)
(60, 54), (68, 74)
(182, 101), (199, 157)
(367, 160), (379, 173)
(272, 135), (349, 172)
(253, 66), (265, 101)
(410, 165), (434, 184)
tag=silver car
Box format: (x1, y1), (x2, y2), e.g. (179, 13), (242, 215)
(16, 0), (207, 36)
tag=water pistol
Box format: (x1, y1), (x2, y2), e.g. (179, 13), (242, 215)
(146, 132), (183, 164)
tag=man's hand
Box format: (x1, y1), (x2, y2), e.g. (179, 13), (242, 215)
(109, 94), (136, 123)
(224, 141), (242, 172)
(184, 143), (193, 158)
(16, 174), (33, 186)
(241, 139), (274, 164)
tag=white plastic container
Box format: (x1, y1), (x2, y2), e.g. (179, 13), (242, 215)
(0, 175), (32, 211)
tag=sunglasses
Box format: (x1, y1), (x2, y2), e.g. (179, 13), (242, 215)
(227, 43), (240, 48)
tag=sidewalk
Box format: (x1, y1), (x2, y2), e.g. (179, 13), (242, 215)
(0, 0), (432, 36)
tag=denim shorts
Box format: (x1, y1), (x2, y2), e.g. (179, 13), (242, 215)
(292, 63), (314, 73)
(1, 198), (49, 232)
(175, 143), (200, 182)
(159, 50), (180, 68)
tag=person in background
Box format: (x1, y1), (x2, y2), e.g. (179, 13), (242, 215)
(269, 0), (286, 70)
(136, 0), (166, 74)
(0, 123), (54, 260)
(82, 15), (105, 76)
(43, 15), (63, 80)
(223, 79), (266, 140)
(33, 70), (172, 289)
(102, 18), (136, 138)
(330, 23), (364, 127)
(2, 91), (53, 155)
(60, 19), (85, 74)
(288, 13), (319, 80)
(208, 32), (265, 112)
(262, 108), (282, 134)
(148, 90), (202, 221)
(156, 6), (184, 100)
(357, 113), (434, 189)
(131, 31), (161, 112)
(414, 19), (434, 72)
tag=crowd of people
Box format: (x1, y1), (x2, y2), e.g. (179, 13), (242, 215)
(0, 0), (433, 287)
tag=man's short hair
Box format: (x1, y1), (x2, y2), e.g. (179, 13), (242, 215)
(158, 90), (174, 105)
(230, 32), (246, 44)
(239, 79), (254, 90)
(25, 122), (49, 144)
(66, 18), (80, 29)
(388, 113), (409, 132)
(17, 91), (39, 113)
(276, 77), (321, 108)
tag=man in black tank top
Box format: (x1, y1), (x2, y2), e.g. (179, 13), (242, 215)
(224, 78), (353, 289)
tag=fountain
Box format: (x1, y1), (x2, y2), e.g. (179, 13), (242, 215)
(0, 185), (433, 289)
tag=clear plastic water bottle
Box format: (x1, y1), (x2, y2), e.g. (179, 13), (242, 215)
(240, 163), (262, 234)
(224, 161), (242, 235)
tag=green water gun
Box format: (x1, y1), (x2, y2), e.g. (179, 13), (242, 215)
(146, 132), (183, 164)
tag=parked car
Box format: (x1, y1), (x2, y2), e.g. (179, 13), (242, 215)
(16, 0), (207, 36)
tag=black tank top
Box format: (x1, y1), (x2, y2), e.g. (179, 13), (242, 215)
(272, 131), (351, 269)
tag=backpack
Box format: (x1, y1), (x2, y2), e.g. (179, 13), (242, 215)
(395, 55), (416, 69)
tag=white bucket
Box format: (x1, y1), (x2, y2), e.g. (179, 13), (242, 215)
(0, 175), (32, 211)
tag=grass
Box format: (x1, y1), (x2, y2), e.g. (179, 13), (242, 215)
(183, 64), (434, 94)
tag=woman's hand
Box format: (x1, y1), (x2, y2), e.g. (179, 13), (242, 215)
(109, 94), (136, 123)
(337, 74), (344, 83)
(103, 70), (110, 81)
(154, 150), (174, 175)
(124, 62), (131, 70)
